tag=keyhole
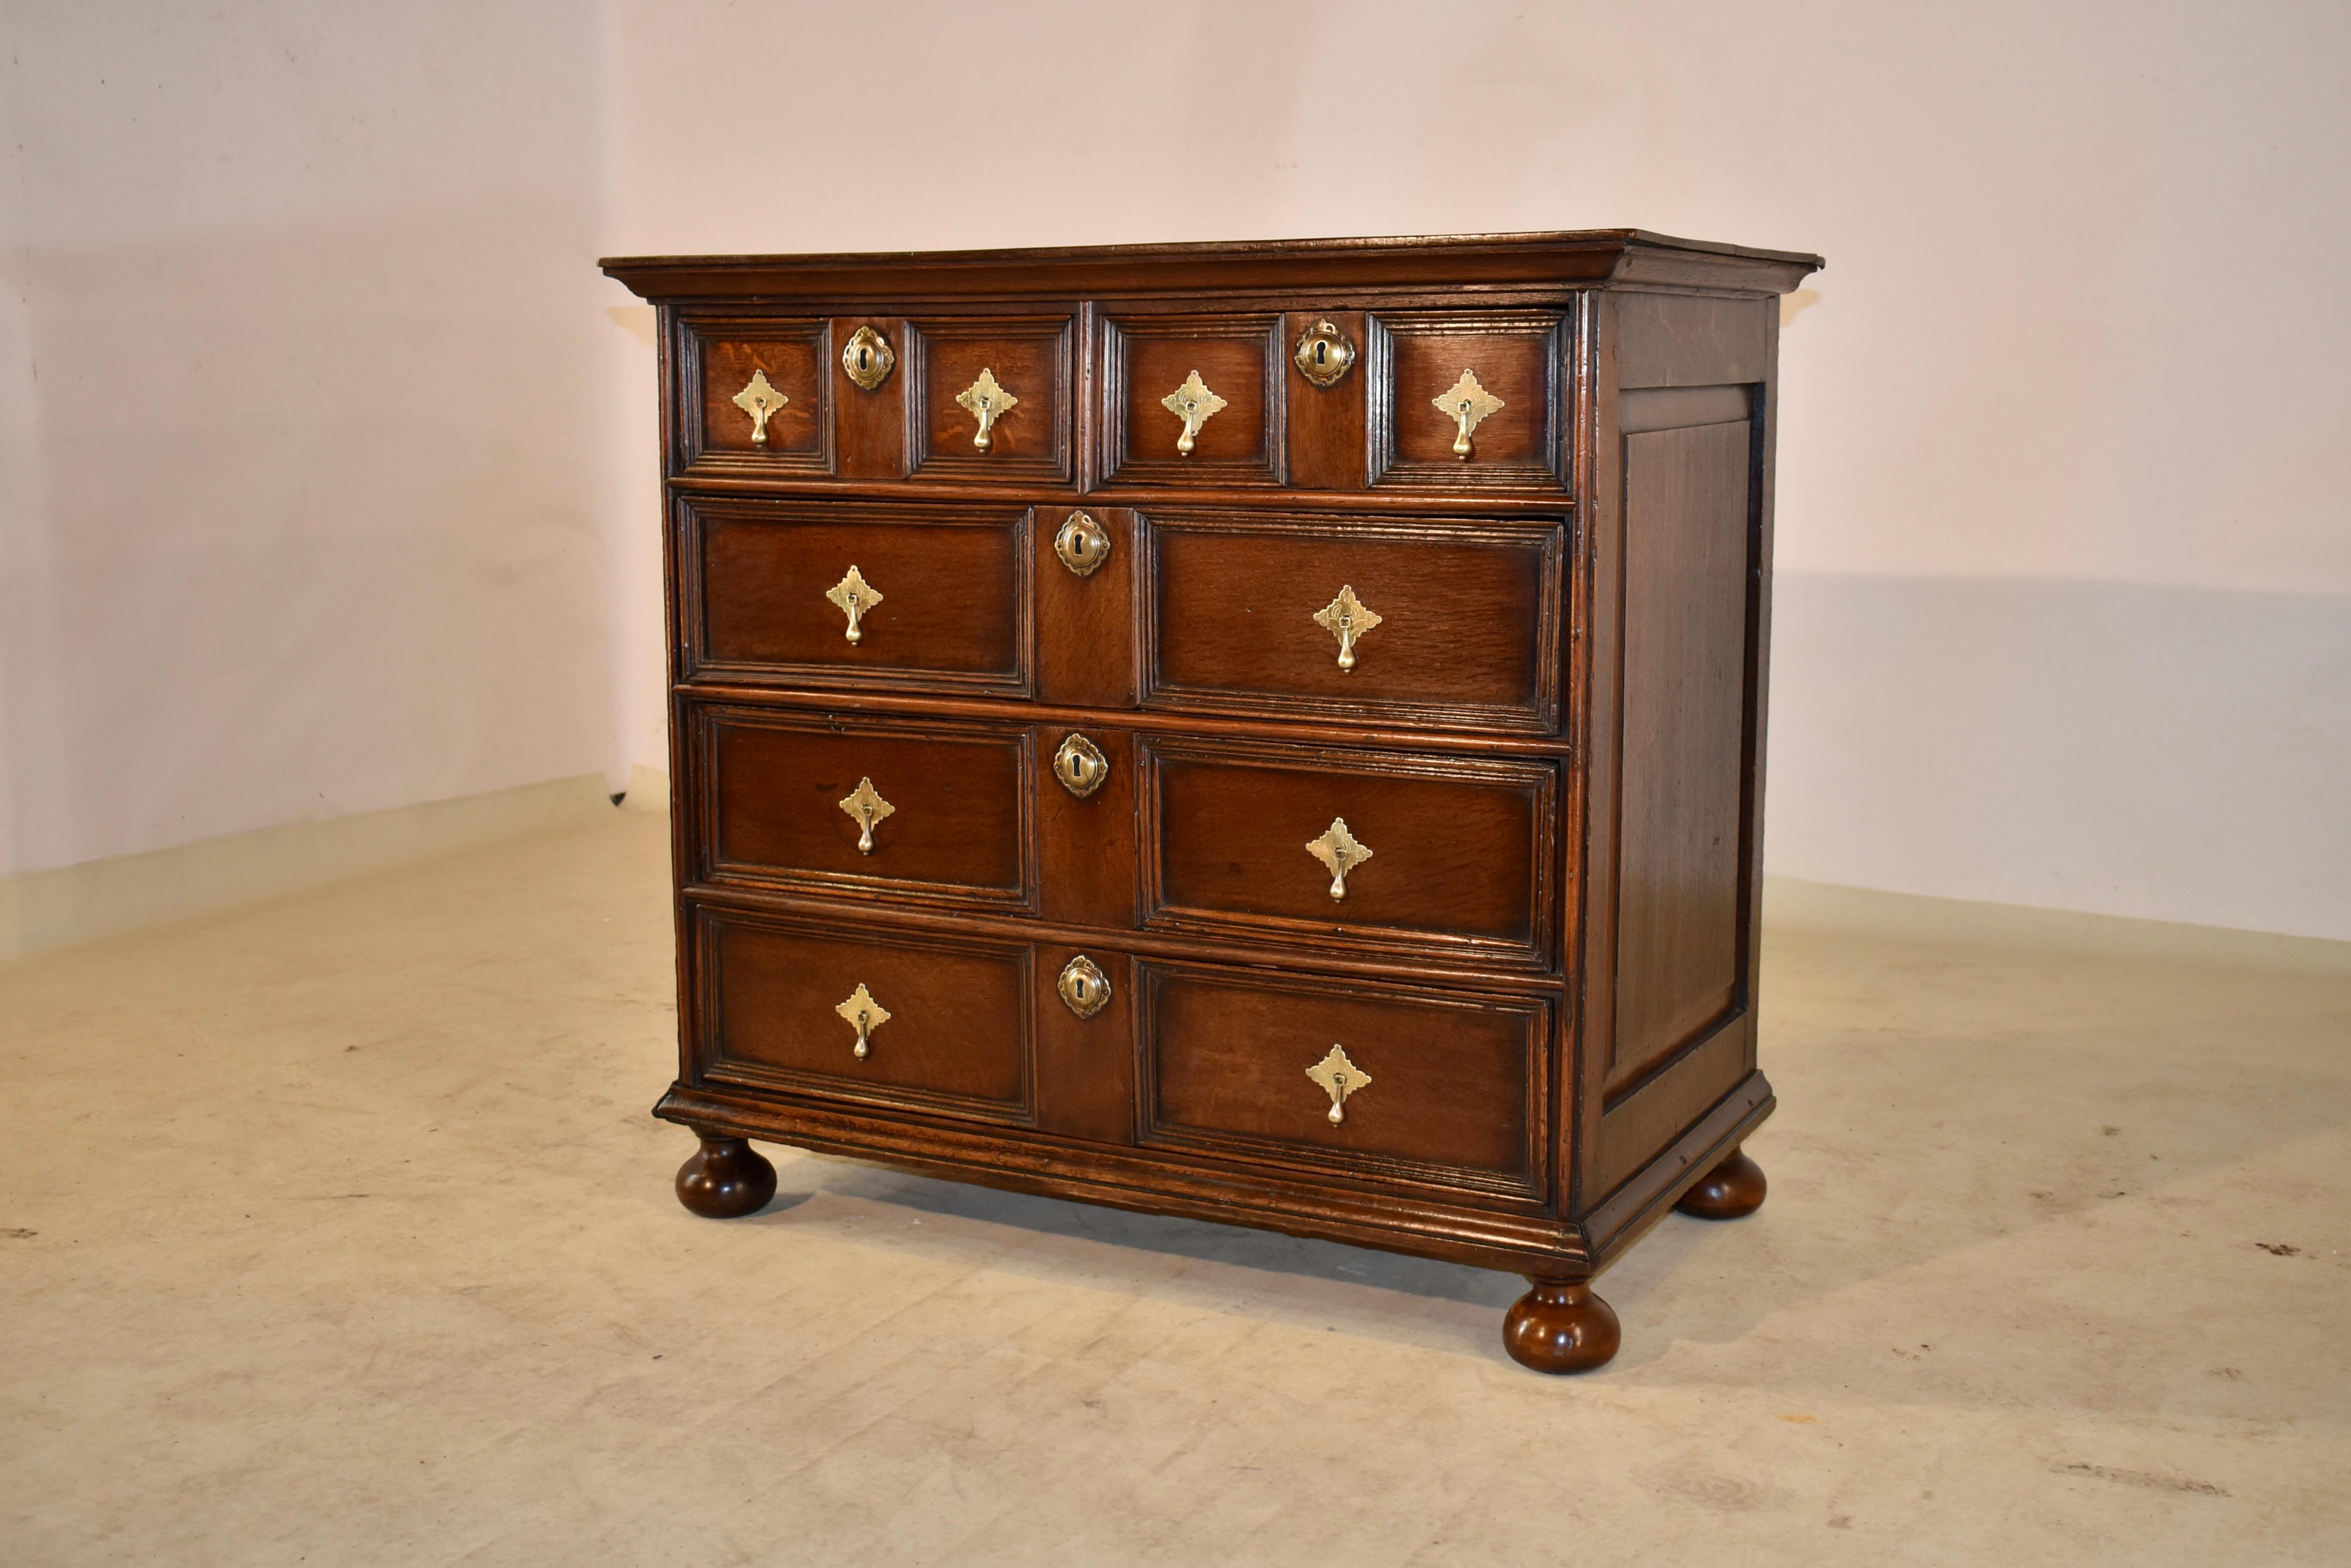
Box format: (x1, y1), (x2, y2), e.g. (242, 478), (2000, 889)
(1315, 343), (1328, 366)
(856, 347), (869, 371)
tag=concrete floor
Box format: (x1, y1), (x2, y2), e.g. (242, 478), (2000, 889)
(3, 811), (2347, 1565)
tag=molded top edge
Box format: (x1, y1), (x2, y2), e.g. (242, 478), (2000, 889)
(600, 229), (1824, 301)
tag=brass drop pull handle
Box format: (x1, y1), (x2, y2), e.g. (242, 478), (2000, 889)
(1162, 370), (1227, 456)
(839, 776), (895, 855)
(836, 983), (891, 1059)
(1305, 817), (1373, 901)
(732, 369), (789, 444)
(1306, 1045), (1370, 1125)
(1434, 369), (1504, 459)
(825, 565), (882, 644)
(956, 367), (1017, 451)
(1313, 585), (1382, 673)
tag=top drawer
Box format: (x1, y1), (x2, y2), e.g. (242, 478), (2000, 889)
(674, 310), (1078, 487)
(1093, 304), (1570, 495)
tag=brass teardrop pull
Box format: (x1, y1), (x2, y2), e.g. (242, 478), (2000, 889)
(835, 982), (891, 1059)
(1434, 369), (1504, 459)
(1305, 1044), (1370, 1124)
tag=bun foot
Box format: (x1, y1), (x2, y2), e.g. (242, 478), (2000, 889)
(1676, 1145), (1766, 1220)
(674, 1132), (777, 1218)
(1502, 1280), (1621, 1373)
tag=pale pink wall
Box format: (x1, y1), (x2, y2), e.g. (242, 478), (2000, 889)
(5, 2), (2345, 939)
(0, 2), (630, 878)
(604, 1), (2351, 939)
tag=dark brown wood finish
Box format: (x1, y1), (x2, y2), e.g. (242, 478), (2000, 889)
(695, 705), (1034, 913)
(1139, 733), (1556, 967)
(1140, 960), (1549, 1203)
(681, 316), (833, 477)
(1369, 309), (1567, 491)
(696, 906), (1037, 1125)
(605, 228), (1820, 1374)
(1096, 310), (1286, 488)
(1144, 509), (1565, 734)
(683, 496), (1031, 696)
(905, 312), (1077, 487)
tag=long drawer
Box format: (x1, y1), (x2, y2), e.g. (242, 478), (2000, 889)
(680, 496), (1030, 697)
(693, 908), (1037, 1127)
(682, 908), (1550, 1207)
(690, 705), (1035, 913)
(1142, 509), (1565, 733)
(1138, 958), (1550, 1203)
(1139, 733), (1558, 969)
(668, 303), (1564, 495)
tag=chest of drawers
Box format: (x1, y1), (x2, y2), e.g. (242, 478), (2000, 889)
(602, 231), (1821, 1372)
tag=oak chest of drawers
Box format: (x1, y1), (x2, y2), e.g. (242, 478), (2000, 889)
(602, 231), (1821, 1372)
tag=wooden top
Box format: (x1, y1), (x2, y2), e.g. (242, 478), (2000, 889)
(601, 230), (1823, 302)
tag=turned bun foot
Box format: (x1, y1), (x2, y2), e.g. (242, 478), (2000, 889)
(1676, 1145), (1766, 1220)
(674, 1132), (777, 1218)
(1502, 1280), (1621, 1373)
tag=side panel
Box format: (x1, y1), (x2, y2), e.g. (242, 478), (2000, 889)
(1606, 417), (1754, 1095)
(1582, 292), (1776, 1210)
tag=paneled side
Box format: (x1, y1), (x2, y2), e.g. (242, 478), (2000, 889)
(1606, 414), (1755, 1099)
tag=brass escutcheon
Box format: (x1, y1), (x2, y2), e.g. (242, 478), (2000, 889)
(1053, 510), (1112, 577)
(1293, 318), (1356, 388)
(1434, 369), (1504, 459)
(1161, 369), (1227, 456)
(1056, 954), (1113, 1020)
(1305, 817), (1374, 901)
(841, 326), (895, 391)
(1305, 1044), (1370, 1125)
(825, 564), (882, 644)
(1052, 732), (1110, 798)
(1312, 584), (1382, 673)
(838, 776), (895, 855)
(732, 368), (789, 444)
(836, 982), (891, 1060)
(956, 367), (1017, 451)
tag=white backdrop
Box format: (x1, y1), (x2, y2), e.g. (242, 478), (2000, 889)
(5, 1), (2348, 938)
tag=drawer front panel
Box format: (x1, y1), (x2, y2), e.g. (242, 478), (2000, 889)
(1369, 309), (1567, 492)
(1144, 510), (1564, 733)
(685, 497), (1030, 696)
(1140, 736), (1557, 967)
(680, 315), (834, 477)
(1141, 960), (1547, 1201)
(1096, 311), (1285, 487)
(697, 909), (1035, 1124)
(696, 706), (1033, 912)
(906, 313), (1077, 486)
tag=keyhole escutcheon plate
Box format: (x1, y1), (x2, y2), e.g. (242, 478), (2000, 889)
(1293, 317), (1356, 388)
(841, 326), (895, 391)
(1056, 954), (1113, 1020)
